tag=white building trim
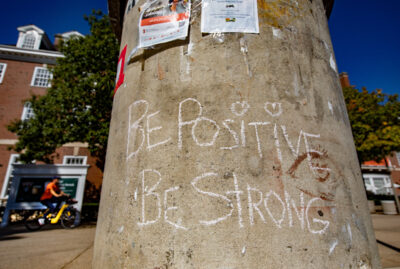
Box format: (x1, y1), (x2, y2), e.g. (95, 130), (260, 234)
(0, 62), (7, 83)
(0, 154), (20, 200)
(0, 140), (89, 147)
(17, 25), (45, 35)
(0, 45), (63, 58)
(63, 142), (89, 147)
(0, 139), (18, 145)
(63, 155), (87, 165)
(60, 31), (84, 39)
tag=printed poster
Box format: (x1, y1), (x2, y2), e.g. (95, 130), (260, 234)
(138, 0), (191, 48)
(201, 0), (259, 33)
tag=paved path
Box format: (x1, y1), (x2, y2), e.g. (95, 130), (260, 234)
(0, 224), (94, 269)
(0, 215), (398, 269)
(371, 214), (400, 269)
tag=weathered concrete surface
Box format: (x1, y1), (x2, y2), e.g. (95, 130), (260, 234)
(0, 225), (95, 269)
(107, 0), (335, 41)
(94, 0), (381, 268)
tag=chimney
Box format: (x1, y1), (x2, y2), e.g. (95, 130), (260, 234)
(339, 72), (351, 88)
(54, 34), (63, 51)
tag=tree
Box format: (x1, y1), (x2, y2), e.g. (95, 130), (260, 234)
(343, 86), (400, 165)
(343, 86), (400, 213)
(8, 11), (120, 171)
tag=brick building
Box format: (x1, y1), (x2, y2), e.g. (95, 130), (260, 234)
(339, 72), (400, 195)
(0, 25), (103, 209)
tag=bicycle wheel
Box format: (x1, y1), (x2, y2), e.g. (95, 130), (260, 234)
(60, 207), (81, 229)
(24, 211), (45, 231)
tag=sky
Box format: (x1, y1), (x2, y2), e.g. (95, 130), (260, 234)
(0, 0), (108, 45)
(328, 0), (400, 96)
(0, 0), (399, 96)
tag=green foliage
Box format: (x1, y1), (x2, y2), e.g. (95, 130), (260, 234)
(8, 11), (120, 170)
(343, 86), (400, 164)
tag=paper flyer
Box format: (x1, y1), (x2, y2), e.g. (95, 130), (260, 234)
(138, 0), (191, 48)
(201, 0), (259, 33)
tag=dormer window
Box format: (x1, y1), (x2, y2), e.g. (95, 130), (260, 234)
(22, 33), (36, 49)
(16, 25), (46, 50)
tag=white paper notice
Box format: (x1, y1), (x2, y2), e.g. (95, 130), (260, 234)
(201, 0), (259, 33)
(139, 0), (191, 48)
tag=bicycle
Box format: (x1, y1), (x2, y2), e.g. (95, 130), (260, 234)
(24, 198), (81, 231)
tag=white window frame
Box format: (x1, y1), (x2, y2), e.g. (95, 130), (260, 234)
(31, 67), (52, 87)
(17, 30), (41, 50)
(63, 155), (87, 165)
(1, 154), (21, 199)
(22, 33), (36, 49)
(396, 152), (400, 166)
(126, 0), (136, 13)
(21, 102), (35, 121)
(363, 174), (392, 195)
(0, 63), (7, 84)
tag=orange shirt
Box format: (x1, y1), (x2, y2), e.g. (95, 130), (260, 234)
(40, 182), (61, 200)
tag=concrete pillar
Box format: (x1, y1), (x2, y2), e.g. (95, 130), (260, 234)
(94, 0), (381, 268)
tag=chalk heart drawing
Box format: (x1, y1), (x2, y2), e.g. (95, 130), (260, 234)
(264, 102), (282, 117)
(231, 101), (250, 117)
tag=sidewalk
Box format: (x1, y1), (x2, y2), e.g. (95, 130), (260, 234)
(0, 224), (95, 269)
(0, 215), (398, 269)
(371, 214), (400, 269)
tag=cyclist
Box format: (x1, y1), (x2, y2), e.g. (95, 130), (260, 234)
(39, 177), (69, 223)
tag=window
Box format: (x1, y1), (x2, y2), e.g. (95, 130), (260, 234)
(373, 177), (385, 194)
(31, 67), (52, 87)
(363, 174), (392, 195)
(1, 154), (21, 199)
(21, 102), (35, 120)
(22, 33), (36, 49)
(0, 63), (6, 83)
(16, 26), (44, 50)
(126, 0), (136, 13)
(397, 152), (400, 166)
(63, 156), (87, 165)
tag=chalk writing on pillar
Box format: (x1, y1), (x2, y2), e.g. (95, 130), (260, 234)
(127, 97), (333, 236)
(231, 101), (250, 116)
(127, 100), (172, 161)
(264, 102), (282, 117)
(126, 100), (148, 161)
(127, 97), (326, 166)
(135, 169), (330, 234)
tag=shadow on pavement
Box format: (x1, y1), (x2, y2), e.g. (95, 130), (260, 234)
(0, 223), (58, 236)
(377, 239), (400, 253)
(0, 221), (96, 238)
(0, 235), (25, 241)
